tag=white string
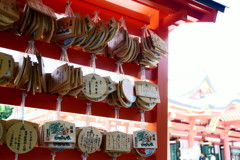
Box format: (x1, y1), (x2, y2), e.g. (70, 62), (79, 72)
(15, 153), (18, 160)
(81, 153), (88, 160)
(20, 93), (27, 124)
(141, 24), (148, 38)
(51, 152), (56, 160)
(26, 40), (38, 62)
(116, 62), (120, 82)
(119, 17), (127, 30)
(103, 119), (110, 132)
(113, 157), (117, 160)
(92, 10), (101, 23)
(60, 48), (69, 63)
(65, 1), (75, 17)
(140, 66), (146, 81)
(56, 96), (62, 120)
(140, 110), (145, 130)
(116, 62), (125, 82)
(86, 103), (92, 126)
(114, 107), (120, 131)
(119, 63), (126, 79)
(90, 54), (97, 74)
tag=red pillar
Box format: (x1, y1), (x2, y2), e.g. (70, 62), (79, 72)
(188, 131), (195, 149)
(223, 134), (231, 160)
(154, 27), (169, 160)
(188, 120), (196, 149)
(156, 57), (169, 160)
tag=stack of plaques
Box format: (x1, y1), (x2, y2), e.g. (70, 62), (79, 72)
(53, 12), (119, 55)
(14, 52), (47, 94)
(135, 81), (160, 111)
(102, 131), (131, 157)
(19, 0), (56, 42)
(106, 79), (136, 108)
(5, 120), (38, 154)
(76, 126), (102, 154)
(42, 120), (76, 149)
(81, 15), (119, 54)
(48, 64), (83, 96)
(52, 15), (77, 48)
(136, 27), (168, 67)
(107, 27), (140, 63)
(133, 130), (157, 157)
(0, 0), (19, 31)
(0, 53), (15, 87)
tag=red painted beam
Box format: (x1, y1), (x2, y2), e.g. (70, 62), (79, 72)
(42, 0), (146, 36)
(160, 10), (187, 30)
(0, 145), (152, 160)
(0, 87), (155, 123)
(81, 0), (150, 24)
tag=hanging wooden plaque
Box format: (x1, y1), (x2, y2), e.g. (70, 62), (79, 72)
(82, 73), (107, 99)
(120, 79), (136, 103)
(0, 53), (10, 78)
(6, 122), (38, 154)
(0, 0), (19, 21)
(135, 81), (160, 99)
(133, 130), (157, 149)
(77, 126), (102, 154)
(43, 120), (75, 143)
(27, 0), (56, 19)
(104, 131), (131, 153)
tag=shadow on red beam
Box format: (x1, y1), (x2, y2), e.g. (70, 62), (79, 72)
(0, 31), (156, 81)
(0, 87), (155, 123)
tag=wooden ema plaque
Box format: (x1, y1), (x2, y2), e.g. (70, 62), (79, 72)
(77, 126), (102, 154)
(120, 79), (136, 103)
(149, 31), (168, 56)
(27, 0), (56, 19)
(104, 131), (131, 153)
(133, 130), (157, 157)
(44, 120), (75, 143)
(133, 130), (157, 149)
(5, 120), (39, 146)
(0, 53), (10, 78)
(0, 0), (19, 21)
(135, 81), (160, 110)
(135, 81), (160, 99)
(6, 122), (38, 154)
(82, 73), (107, 99)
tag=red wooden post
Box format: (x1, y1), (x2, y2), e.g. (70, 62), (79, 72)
(223, 133), (231, 160)
(220, 126), (231, 160)
(156, 57), (169, 160)
(188, 119), (196, 149)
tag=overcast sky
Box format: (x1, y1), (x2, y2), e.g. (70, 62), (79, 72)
(169, 0), (240, 94)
